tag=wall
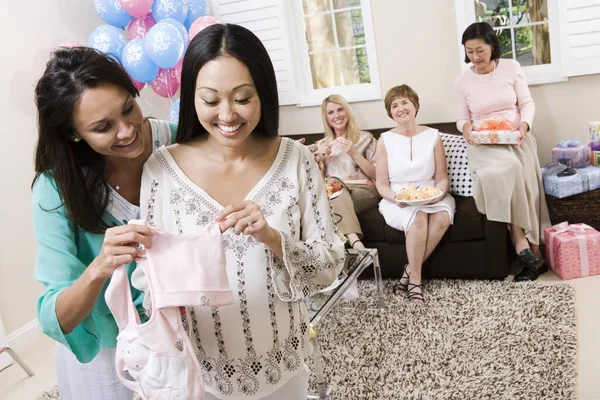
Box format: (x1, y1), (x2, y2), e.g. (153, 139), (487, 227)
(279, 0), (600, 165)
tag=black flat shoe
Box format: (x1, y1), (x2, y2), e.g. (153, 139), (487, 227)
(514, 248), (540, 282)
(514, 264), (540, 282)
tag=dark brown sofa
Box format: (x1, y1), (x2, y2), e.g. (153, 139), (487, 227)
(288, 122), (510, 280)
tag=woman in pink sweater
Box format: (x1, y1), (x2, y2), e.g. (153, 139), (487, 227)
(456, 22), (550, 282)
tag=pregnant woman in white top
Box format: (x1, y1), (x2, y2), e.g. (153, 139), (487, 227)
(376, 85), (456, 303)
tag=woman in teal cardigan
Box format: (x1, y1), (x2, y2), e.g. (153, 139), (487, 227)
(32, 47), (176, 399)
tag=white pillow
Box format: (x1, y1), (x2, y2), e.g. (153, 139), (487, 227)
(440, 132), (474, 197)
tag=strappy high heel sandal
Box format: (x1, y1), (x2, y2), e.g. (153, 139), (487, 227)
(392, 264), (410, 296)
(407, 283), (425, 303)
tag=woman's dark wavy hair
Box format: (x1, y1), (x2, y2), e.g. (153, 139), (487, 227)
(33, 47), (139, 233)
(176, 23), (279, 142)
(461, 22), (501, 63)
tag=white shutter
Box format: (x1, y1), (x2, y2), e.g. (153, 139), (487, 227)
(210, 0), (298, 105)
(566, 0), (600, 76)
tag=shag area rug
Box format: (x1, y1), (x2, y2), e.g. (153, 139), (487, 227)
(39, 280), (577, 400)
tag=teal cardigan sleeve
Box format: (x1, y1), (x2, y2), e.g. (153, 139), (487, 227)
(32, 174), (101, 363)
(168, 121), (178, 143)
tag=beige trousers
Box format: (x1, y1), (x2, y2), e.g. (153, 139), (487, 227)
(327, 178), (379, 239)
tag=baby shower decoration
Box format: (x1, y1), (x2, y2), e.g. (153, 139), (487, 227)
(61, 0), (219, 124)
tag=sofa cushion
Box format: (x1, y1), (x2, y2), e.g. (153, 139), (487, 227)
(440, 133), (475, 197)
(361, 196), (485, 245)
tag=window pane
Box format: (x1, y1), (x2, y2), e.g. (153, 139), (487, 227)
(305, 15), (335, 52)
(302, 0), (330, 15)
(335, 9), (365, 48)
(333, 0), (361, 9)
(310, 52), (341, 89)
(340, 47), (370, 84)
(515, 24), (551, 66)
(475, 0), (510, 28)
(496, 27), (514, 59)
(512, 0), (548, 26)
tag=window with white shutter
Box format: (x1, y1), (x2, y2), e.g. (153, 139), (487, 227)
(286, 0), (382, 106)
(455, 0), (600, 82)
(454, 0), (568, 84)
(210, 0), (381, 107)
(210, 0), (298, 105)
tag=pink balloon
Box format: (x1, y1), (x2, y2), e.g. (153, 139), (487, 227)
(125, 13), (156, 41)
(173, 57), (183, 84)
(120, 0), (153, 18)
(189, 16), (219, 40)
(58, 40), (81, 48)
(150, 68), (180, 98)
(130, 76), (146, 91)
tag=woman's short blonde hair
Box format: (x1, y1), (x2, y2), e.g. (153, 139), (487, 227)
(384, 85), (420, 119)
(320, 94), (361, 144)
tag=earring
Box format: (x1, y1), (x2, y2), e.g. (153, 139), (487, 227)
(73, 137), (81, 142)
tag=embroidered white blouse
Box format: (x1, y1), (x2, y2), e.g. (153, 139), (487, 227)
(131, 137), (345, 399)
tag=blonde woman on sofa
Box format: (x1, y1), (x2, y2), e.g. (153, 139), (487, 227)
(310, 94), (378, 251)
(456, 22), (550, 282)
(376, 85), (455, 303)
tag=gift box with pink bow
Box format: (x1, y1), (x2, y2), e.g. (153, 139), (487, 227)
(544, 222), (600, 280)
(551, 140), (591, 167)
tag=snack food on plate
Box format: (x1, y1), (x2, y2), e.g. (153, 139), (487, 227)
(395, 186), (442, 202)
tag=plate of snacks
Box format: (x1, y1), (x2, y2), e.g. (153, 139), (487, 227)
(326, 181), (343, 199)
(395, 186), (444, 206)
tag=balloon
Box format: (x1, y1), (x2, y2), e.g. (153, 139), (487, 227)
(125, 13), (156, 41)
(150, 68), (180, 98)
(169, 99), (180, 124)
(121, 38), (160, 83)
(94, 0), (133, 28)
(130, 76), (146, 91)
(189, 16), (219, 40)
(145, 21), (185, 69)
(88, 25), (127, 62)
(120, 0), (153, 18)
(58, 40), (81, 48)
(162, 18), (189, 51)
(184, 0), (207, 30)
(172, 56), (183, 84)
(152, 0), (188, 23)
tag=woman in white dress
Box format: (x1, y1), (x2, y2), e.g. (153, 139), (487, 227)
(132, 24), (345, 399)
(376, 85), (456, 302)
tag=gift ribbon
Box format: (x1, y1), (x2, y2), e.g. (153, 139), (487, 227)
(557, 139), (582, 148)
(547, 222), (592, 277)
(555, 140), (589, 165)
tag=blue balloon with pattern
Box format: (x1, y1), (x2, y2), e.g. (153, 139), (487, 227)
(169, 99), (180, 125)
(121, 38), (160, 83)
(145, 21), (185, 69)
(184, 0), (208, 29)
(162, 18), (189, 52)
(94, 0), (134, 29)
(88, 25), (127, 62)
(152, 0), (188, 23)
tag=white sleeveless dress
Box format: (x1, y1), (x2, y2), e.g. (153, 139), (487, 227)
(378, 128), (456, 232)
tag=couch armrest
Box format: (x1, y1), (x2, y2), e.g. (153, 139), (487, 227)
(482, 218), (510, 279)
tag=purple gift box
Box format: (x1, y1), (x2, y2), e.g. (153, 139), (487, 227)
(551, 140), (591, 167)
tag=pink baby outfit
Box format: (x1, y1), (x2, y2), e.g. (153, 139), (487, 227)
(105, 221), (234, 400)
